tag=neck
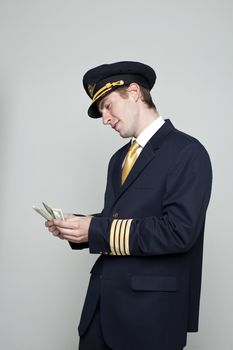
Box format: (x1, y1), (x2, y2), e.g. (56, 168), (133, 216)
(134, 108), (160, 138)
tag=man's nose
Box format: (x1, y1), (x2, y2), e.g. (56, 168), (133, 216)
(102, 110), (112, 125)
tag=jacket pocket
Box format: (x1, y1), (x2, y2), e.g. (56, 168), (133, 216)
(131, 276), (177, 292)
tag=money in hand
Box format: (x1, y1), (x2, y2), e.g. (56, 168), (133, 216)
(33, 202), (64, 220)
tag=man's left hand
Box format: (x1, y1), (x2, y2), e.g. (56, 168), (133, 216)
(45, 215), (92, 243)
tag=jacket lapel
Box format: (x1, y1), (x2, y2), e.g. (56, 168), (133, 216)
(121, 141), (155, 191)
(111, 142), (130, 196)
(111, 119), (175, 205)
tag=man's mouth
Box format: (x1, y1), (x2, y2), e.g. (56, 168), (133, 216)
(112, 122), (119, 130)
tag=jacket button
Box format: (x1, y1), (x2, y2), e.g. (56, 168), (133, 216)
(112, 212), (119, 218)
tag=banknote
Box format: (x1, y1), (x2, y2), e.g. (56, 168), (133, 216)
(32, 206), (52, 220)
(42, 202), (55, 218)
(33, 202), (64, 220)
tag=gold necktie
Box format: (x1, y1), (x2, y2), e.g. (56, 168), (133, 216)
(121, 140), (140, 184)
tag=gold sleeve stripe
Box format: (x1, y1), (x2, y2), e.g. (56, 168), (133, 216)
(119, 219), (127, 255)
(125, 219), (132, 255)
(114, 220), (123, 256)
(110, 219), (117, 255)
(109, 219), (133, 256)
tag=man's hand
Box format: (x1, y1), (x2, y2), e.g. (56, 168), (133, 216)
(45, 214), (92, 243)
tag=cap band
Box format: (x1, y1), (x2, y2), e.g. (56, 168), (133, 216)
(93, 80), (124, 102)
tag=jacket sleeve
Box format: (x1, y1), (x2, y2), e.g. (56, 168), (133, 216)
(69, 212), (103, 250)
(88, 142), (212, 256)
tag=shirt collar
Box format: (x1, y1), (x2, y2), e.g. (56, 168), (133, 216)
(132, 116), (165, 147)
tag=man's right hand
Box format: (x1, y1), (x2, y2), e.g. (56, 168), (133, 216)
(45, 214), (76, 239)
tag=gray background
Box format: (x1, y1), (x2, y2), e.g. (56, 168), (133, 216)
(0, 0), (232, 349)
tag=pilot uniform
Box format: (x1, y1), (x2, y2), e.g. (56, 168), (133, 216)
(70, 61), (212, 350)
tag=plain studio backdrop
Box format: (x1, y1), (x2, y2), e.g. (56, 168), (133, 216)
(0, 1), (232, 349)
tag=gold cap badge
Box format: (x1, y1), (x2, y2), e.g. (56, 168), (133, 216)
(88, 84), (96, 98)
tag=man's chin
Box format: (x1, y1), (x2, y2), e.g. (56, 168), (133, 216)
(119, 132), (132, 139)
(116, 127), (132, 138)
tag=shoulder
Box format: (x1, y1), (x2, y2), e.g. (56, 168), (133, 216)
(163, 120), (210, 158)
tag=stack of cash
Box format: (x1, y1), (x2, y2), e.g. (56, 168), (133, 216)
(33, 202), (64, 220)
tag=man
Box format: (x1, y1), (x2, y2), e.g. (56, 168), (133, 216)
(46, 61), (212, 350)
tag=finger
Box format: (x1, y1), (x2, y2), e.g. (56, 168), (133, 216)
(56, 227), (81, 236)
(61, 234), (85, 243)
(48, 226), (58, 233)
(53, 219), (80, 229)
(52, 229), (60, 236)
(45, 220), (54, 227)
(66, 216), (84, 222)
(64, 214), (76, 220)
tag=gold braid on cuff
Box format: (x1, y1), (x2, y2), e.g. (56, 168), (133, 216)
(109, 219), (132, 255)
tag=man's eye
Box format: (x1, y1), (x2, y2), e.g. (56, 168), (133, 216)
(105, 103), (111, 110)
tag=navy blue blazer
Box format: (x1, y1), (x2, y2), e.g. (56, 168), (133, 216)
(70, 119), (212, 350)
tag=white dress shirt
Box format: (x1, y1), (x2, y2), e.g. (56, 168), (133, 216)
(133, 116), (165, 156)
(122, 116), (165, 167)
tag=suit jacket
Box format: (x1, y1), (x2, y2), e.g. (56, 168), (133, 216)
(70, 119), (212, 350)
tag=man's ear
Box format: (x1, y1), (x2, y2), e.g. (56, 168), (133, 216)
(127, 83), (141, 102)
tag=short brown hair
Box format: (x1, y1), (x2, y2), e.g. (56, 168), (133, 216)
(116, 85), (156, 110)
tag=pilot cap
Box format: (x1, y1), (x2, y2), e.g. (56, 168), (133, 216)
(83, 61), (156, 118)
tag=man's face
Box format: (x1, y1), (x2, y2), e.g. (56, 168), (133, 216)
(97, 90), (139, 138)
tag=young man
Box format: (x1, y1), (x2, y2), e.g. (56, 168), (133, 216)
(46, 61), (212, 350)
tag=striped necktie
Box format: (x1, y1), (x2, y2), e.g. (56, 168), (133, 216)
(121, 140), (140, 184)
